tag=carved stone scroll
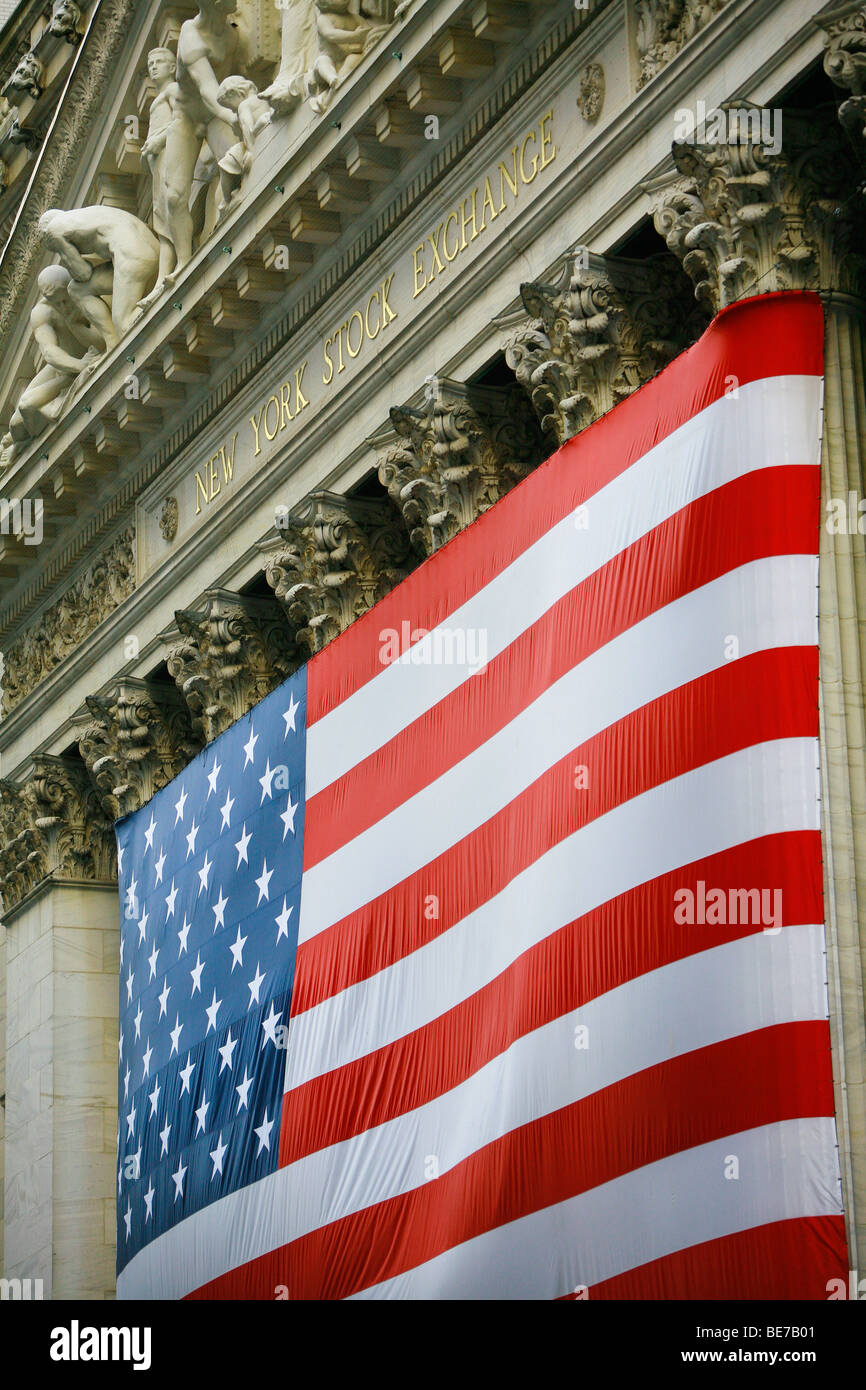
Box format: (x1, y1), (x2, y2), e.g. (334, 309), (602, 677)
(163, 588), (299, 743)
(77, 678), (202, 820)
(261, 490), (413, 654)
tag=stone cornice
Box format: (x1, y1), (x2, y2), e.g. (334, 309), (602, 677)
(0, 0), (592, 618)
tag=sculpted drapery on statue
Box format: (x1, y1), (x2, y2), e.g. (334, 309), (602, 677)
(265, 0), (388, 116)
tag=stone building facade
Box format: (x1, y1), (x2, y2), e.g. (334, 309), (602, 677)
(0, 0), (863, 1298)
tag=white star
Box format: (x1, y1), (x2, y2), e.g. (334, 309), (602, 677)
(190, 952), (204, 996)
(158, 978), (171, 1019)
(174, 786), (188, 823)
(126, 1103), (136, 1138)
(147, 942), (159, 980)
(197, 852), (213, 895)
(255, 858), (274, 904)
(220, 789), (235, 830)
(207, 760), (221, 798)
(229, 924), (247, 971)
(254, 1110), (275, 1155)
(283, 692), (299, 735)
(148, 1076), (161, 1117)
(133, 1002), (143, 1041)
(144, 814), (156, 850)
(143, 1180), (155, 1221)
(154, 848), (166, 884)
(118, 1164), (122, 1196)
(142, 1038), (153, 1079)
(186, 818), (200, 859)
(172, 1158), (187, 1201)
(159, 1119), (172, 1156)
(210, 1132), (228, 1179)
(235, 823), (252, 867)
(117, 845), (125, 873)
(236, 1068), (253, 1113)
(177, 916), (191, 956)
(211, 888), (228, 931)
(118, 1026), (124, 1061)
(204, 988), (222, 1034)
(137, 910), (149, 945)
(243, 727), (258, 766)
(259, 758), (277, 802)
(126, 966), (135, 1002)
(169, 1015), (183, 1056)
(247, 962), (265, 1007)
(261, 1000), (283, 1049)
(125, 875), (137, 913)
(124, 1201), (132, 1239)
(179, 1055), (195, 1095)
(218, 1029), (238, 1073)
(194, 1092), (210, 1135)
(275, 898), (294, 944)
(119, 933), (124, 967)
(280, 794), (298, 840)
(123, 1063), (131, 1100)
(165, 879), (179, 918)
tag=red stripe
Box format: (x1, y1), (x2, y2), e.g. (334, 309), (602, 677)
(306, 293), (824, 724)
(557, 1217), (848, 1300)
(188, 1021), (834, 1299)
(304, 464), (818, 868)
(282, 830), (822, 1165)
(292, 644), (819, 1016)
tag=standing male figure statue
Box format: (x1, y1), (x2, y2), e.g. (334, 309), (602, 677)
(37, 206), (160, 350)
(163, 0), (249, 272)
(139, 47), (180, 302)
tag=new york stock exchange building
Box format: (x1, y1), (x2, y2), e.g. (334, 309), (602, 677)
(0, 0), (865, 1305)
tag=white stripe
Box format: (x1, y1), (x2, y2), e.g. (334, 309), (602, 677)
(308, 374), (820, 795)
(289, 739), (820, 1085)
(299, 554), (816, 944)
(350, 1118), (841, 1299)
(117, 926), (828, 1301)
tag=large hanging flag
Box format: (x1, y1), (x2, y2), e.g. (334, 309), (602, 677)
(116, 291), (848, 1299)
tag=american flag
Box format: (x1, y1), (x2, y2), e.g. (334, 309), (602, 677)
(117, 291), (848, 1299)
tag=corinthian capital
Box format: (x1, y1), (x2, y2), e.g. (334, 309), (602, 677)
(261, 492), (414, 655)
(651, 104), (865, 311)
(372, 380), (541, 556)
(501, 250), (704, 443)
(0, 755), (115, 911)
(163, 589), (299, 743)
(78, 678), (202, 820)
(820, 3), (866, 145)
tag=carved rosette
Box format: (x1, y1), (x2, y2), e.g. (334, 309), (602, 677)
(78, 678), (202, 820)
(503, 252), (705, 443)
(820, 3), (866, 145)
(0, 755), (115, 912)
(262, 491), (414, 655)
(0, 524), (135, 718)
(163, 589), (299, 744)
(374, 381), (541, 557)
(651, 105), (866, 311)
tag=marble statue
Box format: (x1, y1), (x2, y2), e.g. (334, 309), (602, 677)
(303, 0), (388, 115)
(262, 0), (318, 113)
(7, 266), (101, 450)
(6, 52), (44, 101)
(37, 206), (160, 350)
(139, 48), (180, 302)
(215, 75), (271, 212)
(48, 0), (82, 42)
(163, 0), (249, 272)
